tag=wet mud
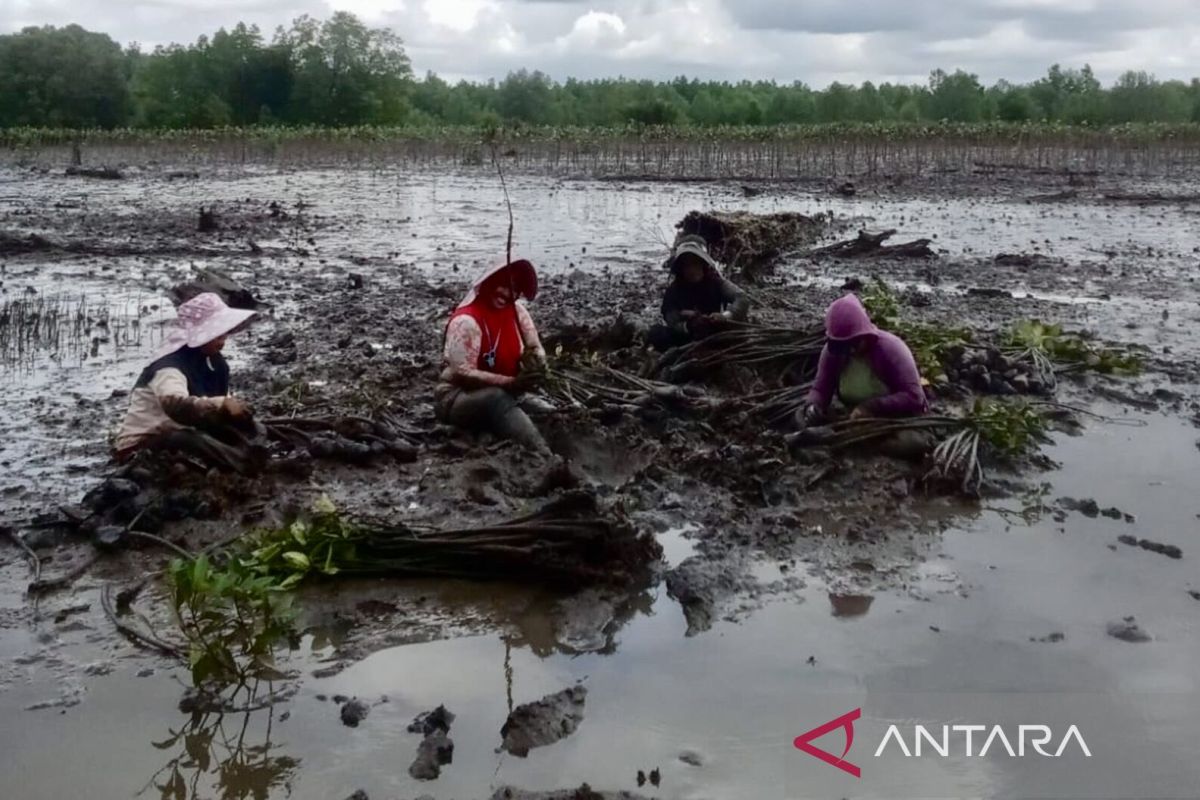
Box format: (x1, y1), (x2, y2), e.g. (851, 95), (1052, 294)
(2, 162), (1200, 799)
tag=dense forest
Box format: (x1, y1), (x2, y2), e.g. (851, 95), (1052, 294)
(3, 14), (1200, 130)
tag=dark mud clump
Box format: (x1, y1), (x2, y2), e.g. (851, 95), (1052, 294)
(409, 730), (454, 781)
(1059, 497), (1101, 518)
(407, 706), (457, 781)
(665, 556), (755, 636)
(500, 685), (587, 757)
(340, 698), (370, 727)
(491, 785), (649, 800)
(169, 267), (262, 310)
(677, 209), (825, 277)
(1117, 535), (1183, 560)
(408, 704), (455, 736)
(1106, 617), (1152, 643)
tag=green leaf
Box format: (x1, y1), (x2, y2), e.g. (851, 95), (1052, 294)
(281, 551), (310, 571)
(312, 494), (337, 515)
(289, 520), (308, 545)
(277, 573), (305, 590)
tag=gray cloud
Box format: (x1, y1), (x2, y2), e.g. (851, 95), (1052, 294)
(4, 0), (1200, 85)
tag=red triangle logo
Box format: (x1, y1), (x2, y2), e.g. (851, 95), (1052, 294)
(794, 708), (862, 778)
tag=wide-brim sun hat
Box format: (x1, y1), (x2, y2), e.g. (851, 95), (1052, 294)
(154, 292), (257, 359)
(669, 240), (718, 274)
(456, 259), (538, 309)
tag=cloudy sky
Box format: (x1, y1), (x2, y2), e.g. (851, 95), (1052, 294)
(5, 0), (1200, 86)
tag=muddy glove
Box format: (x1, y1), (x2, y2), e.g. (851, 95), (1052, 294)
(511, 366), (546, 394)
(797, 402), (825, 428)
(519, 348), (547, 373)
(221, 396), (252, 421)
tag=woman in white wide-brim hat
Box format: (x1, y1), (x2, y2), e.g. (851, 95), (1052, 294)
(114, 292), (258, 470)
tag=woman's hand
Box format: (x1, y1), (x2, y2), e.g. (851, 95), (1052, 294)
(849, 406), (873, 421)
(222, 396), (251, 419)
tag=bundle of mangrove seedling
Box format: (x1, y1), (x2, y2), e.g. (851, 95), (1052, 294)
(793, 399), (1048, 496)
(162, 491), (662, 686)
(236, 490), (662, 590)
(262, 412), (419, 464)
(1003, 319), (1141, 387)
(740, 381), (815, 427)
(545, 362), (721, 417)
(651, 321), (827, 384)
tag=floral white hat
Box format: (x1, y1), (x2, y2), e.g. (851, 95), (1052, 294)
(455, 259), (538, 309)
(154, 292), (257, 359)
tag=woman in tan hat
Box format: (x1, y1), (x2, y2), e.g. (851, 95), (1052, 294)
(114, 292), (259, 470)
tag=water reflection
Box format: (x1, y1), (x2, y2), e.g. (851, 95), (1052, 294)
(506, 587), (656, 657)
(139, 684), (298, 800)
(828, 593), (874, 618)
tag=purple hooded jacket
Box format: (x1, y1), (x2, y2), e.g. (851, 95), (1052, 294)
(807, 294), (928, 417)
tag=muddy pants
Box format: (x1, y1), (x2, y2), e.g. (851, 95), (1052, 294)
(646, 324), (693, 352)
(120, 426), (263, 473)
(436, 386), (549, 453)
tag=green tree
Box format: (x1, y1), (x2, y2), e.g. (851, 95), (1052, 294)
(927, 69), (985, 121)
(278, 12), (411, 125)
(496, 69), (553, 124)
(816, 82), (856, 122)
(0, 24), (131, 127)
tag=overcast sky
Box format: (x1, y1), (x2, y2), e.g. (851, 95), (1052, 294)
(5, 0), (1200, 86)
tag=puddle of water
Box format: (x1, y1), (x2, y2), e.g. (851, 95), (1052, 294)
(4, 405), (1196, 799)
(657, 524), (699, 568)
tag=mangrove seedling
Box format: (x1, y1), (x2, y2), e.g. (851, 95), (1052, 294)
(1004, 319), (1141, 380)
(166, 553), (297, 688)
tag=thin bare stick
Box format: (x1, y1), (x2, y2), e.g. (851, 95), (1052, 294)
(101, 584), (185, 659)
(490, 141), (515, 266)
(2, 526), (41, 586)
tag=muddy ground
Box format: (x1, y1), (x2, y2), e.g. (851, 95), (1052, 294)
(1, 161), (1199, 799)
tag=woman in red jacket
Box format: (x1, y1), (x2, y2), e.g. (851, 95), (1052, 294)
(435, 260), (550, 452)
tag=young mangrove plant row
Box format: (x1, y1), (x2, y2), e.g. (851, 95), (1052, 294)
(8, 122), (1200, 178)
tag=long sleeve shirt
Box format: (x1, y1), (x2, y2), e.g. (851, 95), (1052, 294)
(115, 368), (227, 453)
(807, 330), (928, 417)
(661, 277), (750, 327)
(438, 302), (545, 390)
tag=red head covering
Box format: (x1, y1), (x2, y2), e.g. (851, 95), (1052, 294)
(455, 259), (538, 309)
(447, 260), (538, 378)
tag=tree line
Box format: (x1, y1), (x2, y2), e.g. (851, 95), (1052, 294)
(3, 15), (1200, 130)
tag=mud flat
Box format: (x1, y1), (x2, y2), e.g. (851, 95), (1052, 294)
(1, 162), (1199, 799)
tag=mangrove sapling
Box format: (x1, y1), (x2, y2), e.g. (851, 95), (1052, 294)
(926, 399), (1049, 495)
(811, 399), (1049, 495)
(1004, 319), (1142, 380)
(166, 553), (297, 687)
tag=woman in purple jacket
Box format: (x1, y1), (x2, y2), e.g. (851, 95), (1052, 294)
(801, 294), (928, 425)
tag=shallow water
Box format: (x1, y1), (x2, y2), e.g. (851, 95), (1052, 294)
(2, 167), (1199, 799)
(2, 409), (1197, 799)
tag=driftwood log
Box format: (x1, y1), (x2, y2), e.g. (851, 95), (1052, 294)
(807, 229), (934, 259)
(64, 165), (123, 180)
(169, 267), (261, 309)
